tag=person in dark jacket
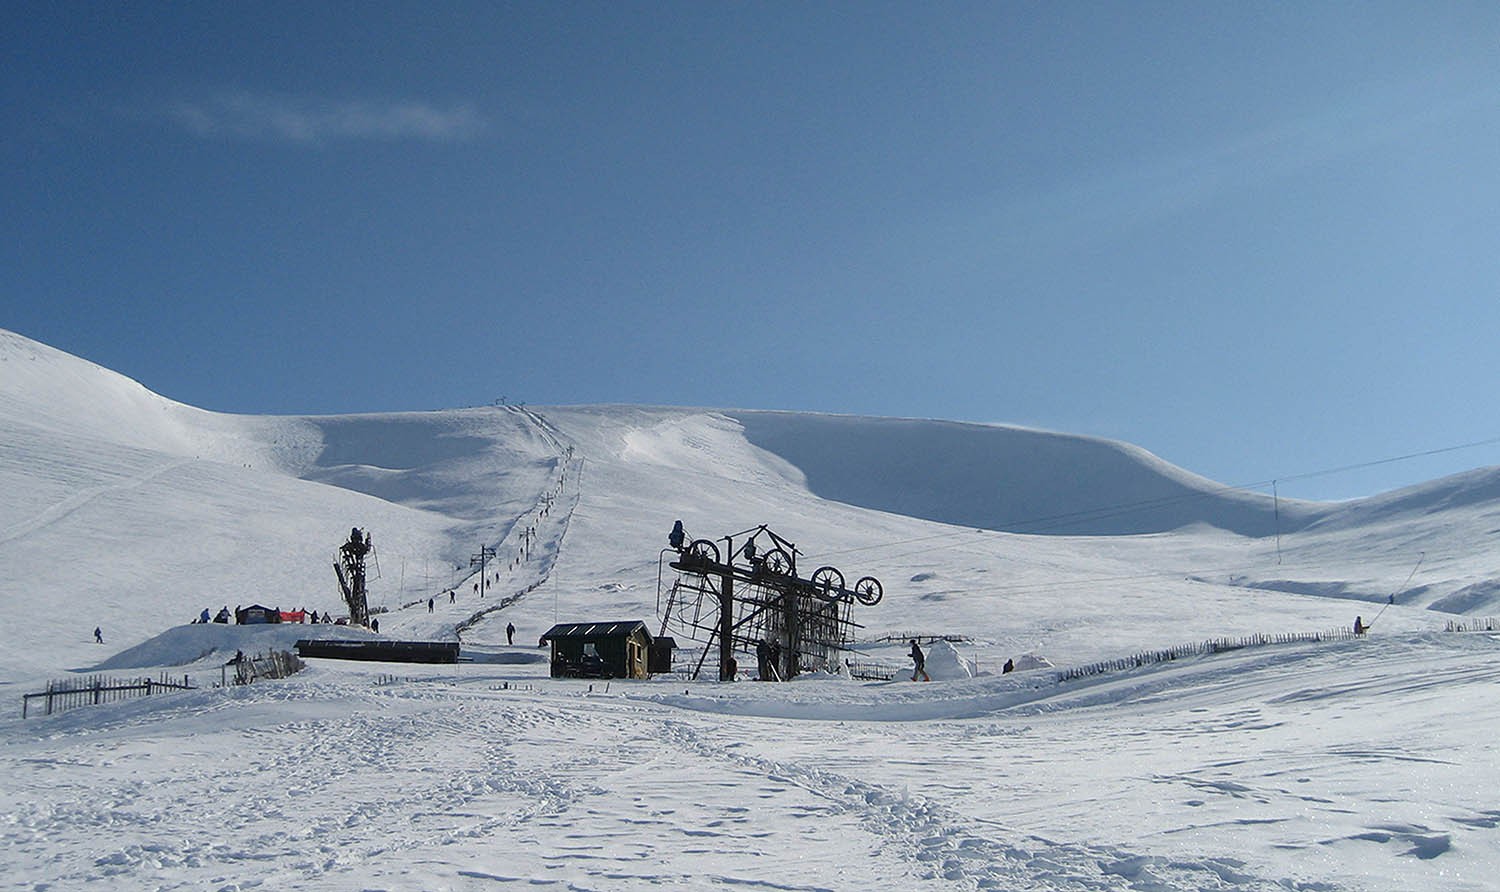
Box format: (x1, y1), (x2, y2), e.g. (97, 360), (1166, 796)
(506, 622), (516, 645)
(94, 626), (103, 644)
(909, 639), (929, 682)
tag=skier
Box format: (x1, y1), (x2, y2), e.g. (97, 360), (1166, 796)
(94, 626), (103, 644)
(449, 590), (455, 604)
(428, 597), (434, 613)
(909, 639), (930, 682)
(506, 622), (516, 645)
(1354, 616), (1368, 636)
(371, 618), (380, 634)
(199, 607), (211, 624)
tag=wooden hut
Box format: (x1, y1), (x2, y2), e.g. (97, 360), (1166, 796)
(235, 604), (280, 624)
(540, 620), (664, 679)
(649, 636), (677, 674)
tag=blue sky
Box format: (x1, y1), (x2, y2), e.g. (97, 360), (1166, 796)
(4, 2), (1499, 500)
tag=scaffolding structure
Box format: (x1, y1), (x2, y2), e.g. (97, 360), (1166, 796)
(334, 527), (375, 628)
(657, 524), (884, 681)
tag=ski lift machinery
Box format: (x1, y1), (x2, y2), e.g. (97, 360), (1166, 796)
(657, 523), (883, 681)
(334, 527), (376, 628)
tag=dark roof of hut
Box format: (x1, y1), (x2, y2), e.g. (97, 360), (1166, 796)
(540, 620), (650, 642)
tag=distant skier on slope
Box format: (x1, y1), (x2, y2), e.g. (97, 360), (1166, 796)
(909, 639), (929, 682)
(506, 622), (516, 645)
(94, 626), (103, 644)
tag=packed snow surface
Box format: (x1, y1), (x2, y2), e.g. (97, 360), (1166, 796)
(3, 328), (1500, 890)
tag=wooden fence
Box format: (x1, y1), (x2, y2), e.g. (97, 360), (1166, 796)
(845, 659), (899, 681)
(1054, 628), (1359, 683)
(862, 632), (974, 646)
(221, 649), (305, 687)
(22, 673), (194, 719)
(455, 579), (544, 636)
(1445, 617), (1500, 633)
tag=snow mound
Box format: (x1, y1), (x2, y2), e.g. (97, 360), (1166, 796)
(923, 639), (974, 680)
(1011, 653), (1053, 672)
(91, 623), (376, 671)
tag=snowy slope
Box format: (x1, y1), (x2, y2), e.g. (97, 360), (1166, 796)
(5, 328), (1500, 891)
(5, 327), (1500, 677)
(733, 410), (1327, 536)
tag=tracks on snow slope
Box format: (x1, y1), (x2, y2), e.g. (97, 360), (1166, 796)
(0, 456), (196, 547)
(452, 407), (582, 641)
(654, 715), (1291, 892)
(1, 684), (585, 890)
(6, 643), (1382, 890)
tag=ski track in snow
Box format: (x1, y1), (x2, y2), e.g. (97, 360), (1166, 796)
(0, 457), (196, 547)
(386, 406), (581, 645)
(5, 631), (1500, 890)
(455, 409), (583, 641)
(3, 687), (573, 890)
(0, 677), (1290, 892)
(653, 715), (1288, 891)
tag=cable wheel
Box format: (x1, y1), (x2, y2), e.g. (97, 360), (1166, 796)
(686, 539), (720, 565)
(809, 566), (845, 601)
(853, 576), (884, 606)
(761, 548), (793, 576)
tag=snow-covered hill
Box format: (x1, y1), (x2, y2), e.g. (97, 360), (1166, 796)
(4, 327), (1497, 682)
(4, 328), (1500, 891)
(734, 410), (1326, 536)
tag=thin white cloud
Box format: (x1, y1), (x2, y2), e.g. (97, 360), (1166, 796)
(890, 62), (1500, 272)
(162, 90), (485, 144)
